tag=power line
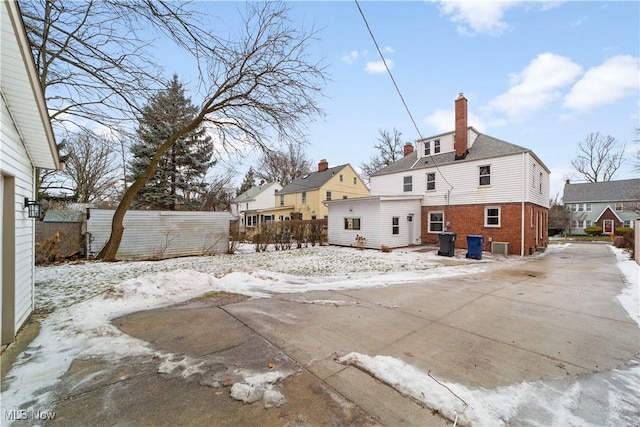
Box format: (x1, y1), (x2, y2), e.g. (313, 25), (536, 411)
(354, 0), (454, 190)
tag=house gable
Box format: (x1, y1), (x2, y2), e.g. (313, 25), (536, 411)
(595, 205), (623, 223)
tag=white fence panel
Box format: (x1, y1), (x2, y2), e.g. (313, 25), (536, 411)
(87, 209), (231, 260)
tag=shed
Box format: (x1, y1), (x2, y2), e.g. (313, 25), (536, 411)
(86, 209), (232, 260)
(327, 196), (423, 249)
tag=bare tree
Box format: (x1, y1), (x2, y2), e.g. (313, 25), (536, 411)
(96, 2), (325, 260)
(548, 195), (571, 236)
(570, 132), (626, 182)
(360, 128), (405, 184)
(255, 142), (313, 186)
(58, 131), (120, 203)
(200, 173), (236, 212)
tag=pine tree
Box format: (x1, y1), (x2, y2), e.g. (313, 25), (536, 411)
(236, 167), (256, 196)
(129, 75), (214, 210)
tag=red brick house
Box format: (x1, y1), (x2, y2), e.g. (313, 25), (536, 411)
(353, 93), (550, 255)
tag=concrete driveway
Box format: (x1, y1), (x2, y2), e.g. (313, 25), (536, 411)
(9, 242), (637, 426)
(224, 242), (639, 425)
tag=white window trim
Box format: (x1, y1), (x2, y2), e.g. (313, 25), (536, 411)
(426, 172), (436, 192)
(484, 206), (501, 227)
(428, 211), (444, 233)
(403, 175), (413, 192)
(479, 164), (491, 187)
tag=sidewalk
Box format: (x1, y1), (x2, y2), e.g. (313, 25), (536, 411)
(2, 243), (638, 426)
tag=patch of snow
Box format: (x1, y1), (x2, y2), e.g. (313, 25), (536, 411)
(230, 370), (291, 408)
(610, 246), (640, 327)
(338, 351), (640, 427)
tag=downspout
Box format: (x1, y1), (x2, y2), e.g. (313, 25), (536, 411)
(521, 152), (525, 257)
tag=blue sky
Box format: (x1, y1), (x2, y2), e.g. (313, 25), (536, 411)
(165, 1), (640, 199)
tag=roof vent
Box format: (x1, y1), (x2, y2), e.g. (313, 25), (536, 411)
(302, 174), (310, 179)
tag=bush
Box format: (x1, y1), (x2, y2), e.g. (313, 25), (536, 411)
(615, 227), (634, 236)
(380, 245), (392, 253)
(584, 226), (603, 236)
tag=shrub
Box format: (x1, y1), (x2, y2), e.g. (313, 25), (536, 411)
(584, 226), (602, 236)
(613, 236), (626, 248)
(36, 231), (61, 265)
(614, 227), (634, 236)
(380, 245), (392, 253)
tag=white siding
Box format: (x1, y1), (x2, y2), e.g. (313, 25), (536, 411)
(253, 183), (281, 210)
(87, 210), (232, 260)
(328, 197), (421, 249)
(372, 153), (548, 207)
(1, 89), (37, 334)
(328, 199), (380, 248)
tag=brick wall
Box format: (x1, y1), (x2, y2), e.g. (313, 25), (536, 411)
(421, 202), (548, 255)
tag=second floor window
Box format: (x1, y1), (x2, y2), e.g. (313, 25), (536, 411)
(403, 176), (412, 192)
(433, 139), (440, 153)
(326, 191), (332, 201)
(479, 165), (491, 186)
(426, 172), (435, 191)
(280, 195), (284, 206)
(301, 192), (307, 204)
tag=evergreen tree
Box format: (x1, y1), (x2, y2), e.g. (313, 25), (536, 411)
(236, 167), (256, 196)
(129, 75), (214, 210)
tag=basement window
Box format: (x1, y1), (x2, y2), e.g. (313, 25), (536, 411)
(485, 207), (501, 227)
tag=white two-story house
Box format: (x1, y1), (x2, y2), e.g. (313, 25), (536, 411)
(232, 181), (282, 230)
(328, 93), (550, 255)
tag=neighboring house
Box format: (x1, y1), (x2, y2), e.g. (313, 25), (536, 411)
(563, 178), (640, 235)
(231, 181), (282, 230)
(1, 1), (61, 344)
(255, 159), (370, 222)
(329, 93), (549, 254)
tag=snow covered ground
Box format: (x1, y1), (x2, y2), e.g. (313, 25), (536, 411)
(3, 243), (639, 426)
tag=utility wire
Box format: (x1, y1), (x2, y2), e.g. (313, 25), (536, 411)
(354, 0), (454, 190)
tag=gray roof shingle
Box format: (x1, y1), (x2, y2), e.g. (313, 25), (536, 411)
(563, 178), (640, 203)
(371, 129), (547, 176)
(232, 182), (279, 203)
(278, 165), (349, 195)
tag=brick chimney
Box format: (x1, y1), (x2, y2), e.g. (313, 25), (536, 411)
(454, 93), (468, 160)
(403, 142), (414, 156)
(318, 159), (329, 171)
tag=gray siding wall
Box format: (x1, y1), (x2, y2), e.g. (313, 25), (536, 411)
(87, 209), (231, 260)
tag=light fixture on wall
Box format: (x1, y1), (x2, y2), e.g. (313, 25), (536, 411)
(24, 198), (42, 218)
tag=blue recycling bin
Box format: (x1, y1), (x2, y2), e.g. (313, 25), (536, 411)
(437, 232), (456, 257)
(466, 235), (484, 260)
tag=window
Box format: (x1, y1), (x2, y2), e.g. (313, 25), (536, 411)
(616, 202), (624, 211)
(339, 174), (343, 182)
(428, 212), (444, 233)
(311, 215), (317, 220)
(280, 195), (284, 206)
(301, 192), (307, 204)
(585, 203), (592, 212)
(353, 177), (357, 185)
(342, 195), (348, 199)
(539, 172), (543, 193)
(344, 217), (361, 230)
(392, 217), (399, 235)
(485, 207), (500, 227)
(326, 191), (332, 201)
(571, 204), (577, 212)
(479, 165), (491, 186)
(433, 139), (440, 154)
(426, 172), (436, 191)
(245, 203), (249, 210)
(577, 203), (592, 212)
(623, 220), (632, 227)
(403, 176), (412, 192)
(424, 141), (430, 156)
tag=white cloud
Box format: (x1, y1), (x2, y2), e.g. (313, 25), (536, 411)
(341, 50), (360, 64)
(563, 55), (640, 112)
(424, 108), (485, 134)
(434, 0), (520, 36)
(364, 59), (394, 74)
(384, 46), (395, 54)
(485, 53), (582, 119)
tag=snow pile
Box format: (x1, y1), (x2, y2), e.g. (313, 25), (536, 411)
(337, 352), (502, 426)
(230, 371), (289, 408)
(338, 351), (640, 427)
(610, 246), (639, 327)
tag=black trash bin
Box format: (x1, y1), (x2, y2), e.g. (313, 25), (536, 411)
(437, 232), (456, 257)
(466, 235), (484, 260)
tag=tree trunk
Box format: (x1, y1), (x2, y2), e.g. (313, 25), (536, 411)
(97, 119), (201, 261)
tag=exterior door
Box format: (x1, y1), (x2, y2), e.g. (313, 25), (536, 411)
(407, 214), (414, 246)
(603, 220), (614, 234)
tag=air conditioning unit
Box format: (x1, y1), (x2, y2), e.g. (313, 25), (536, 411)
(491, 241), (510, 255)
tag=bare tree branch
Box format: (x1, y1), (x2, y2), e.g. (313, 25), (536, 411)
(570, 132), (626, 182)
(360, 128), (405, 184)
